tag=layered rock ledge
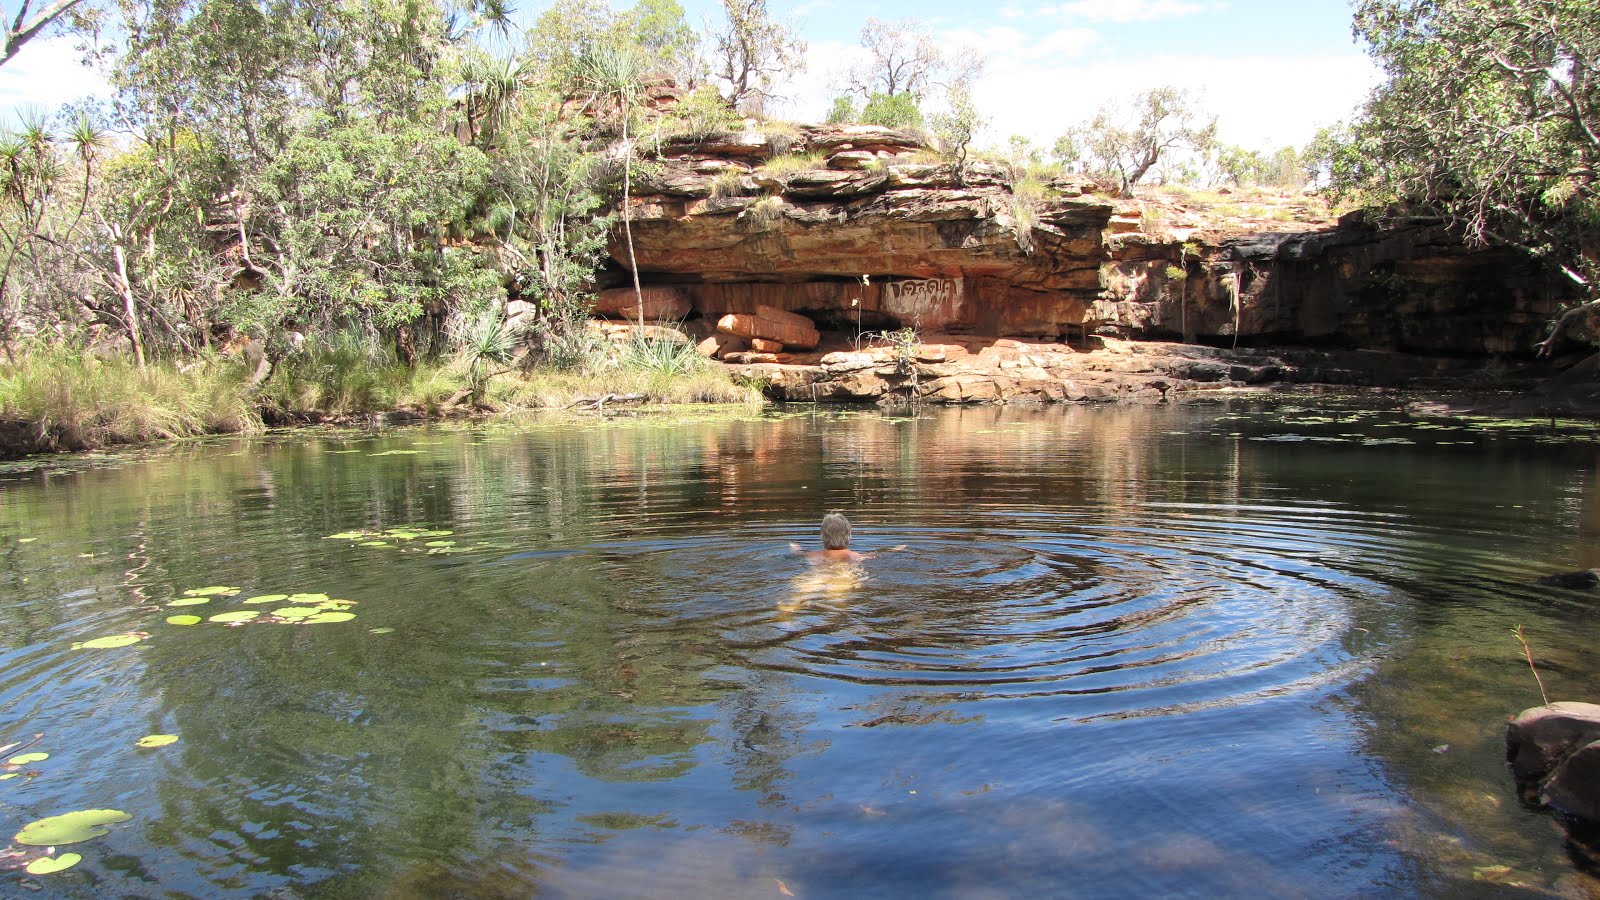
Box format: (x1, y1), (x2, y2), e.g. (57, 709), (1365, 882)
(548, 124), (1584, 405)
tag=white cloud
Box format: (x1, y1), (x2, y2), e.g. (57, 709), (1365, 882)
(969, 51), (1381, 152)
(0, 37), (111, 118)
(1042, 0), (1213, 22)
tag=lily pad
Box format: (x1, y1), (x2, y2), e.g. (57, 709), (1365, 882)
(325, 532), (367, 540)
(369, 627), (395, 634)
(7, 752), (47, 765)
(17, 537), (36, 543)
(303, 611), (356, 624)
(286, 593), (330, 603)
(208, 611), (259, 624)
(14, 809), (132, 845)
(420, 530), (454, 538)
(0, 772), (20, 780)
(166, 597), (210, 607)
(73, 633), (148, 650)
(425, 540), (455, 548)
(24, 852), (82, 875)
(358, 541), (392, 548)
(135, 734), (178, 748)
(271, 607), (322, 621)
(166, 615), (202, 626)
(243, 594), (289, 604)
(183, 586), (240, 597)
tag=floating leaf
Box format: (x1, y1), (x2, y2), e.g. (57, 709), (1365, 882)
(17, 537), (36, 544)
(166, 615), (201, 626)
(425, 540), (455, 548)
(303, 611), (356, 624)
(420, 530), (454, 538)
(271, 607), (322, 621)
(135, 734), (178, 748)
(7, 752), (48, 765)
(208, 611), (259, 624)
(325, 532), (367, 540)
(73, 633), (148, 650)
(24, 852), (81, 875)
(286, 593), (330, 603)
(243, 594), (289, 605)
(359, 541), (392, 548)
(369, 627), (394, 634)
(0, 773), (20, 780)
(166, 597), (210, 607)
(318, 599), (357, 607)
(14, 809), (132, 845)
(183, 586), (239, 597)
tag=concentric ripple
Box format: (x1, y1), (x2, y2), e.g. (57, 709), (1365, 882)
(592, 503), (1409, 721)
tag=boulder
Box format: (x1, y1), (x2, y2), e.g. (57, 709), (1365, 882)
(1545, 741), (1600, 823)
(594, 286), (693, 322)
(1507, 702), (1600, 781)
(716, 305), (821, 350)
(749, 337), (785, 352)
(695, 333), (747, 359)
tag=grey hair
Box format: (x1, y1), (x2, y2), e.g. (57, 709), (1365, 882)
(821, 511), (851, 549)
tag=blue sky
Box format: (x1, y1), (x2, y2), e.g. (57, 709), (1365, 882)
(0, 0), (1378, 152)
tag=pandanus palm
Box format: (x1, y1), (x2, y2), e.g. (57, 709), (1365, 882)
(577, 42), (647, 320)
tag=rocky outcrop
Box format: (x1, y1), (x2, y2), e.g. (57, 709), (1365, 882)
(584, 124), (1580, 404)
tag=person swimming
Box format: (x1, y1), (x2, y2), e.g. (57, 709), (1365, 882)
(782, 512), (869, 614)
(789, 511), (905, 563)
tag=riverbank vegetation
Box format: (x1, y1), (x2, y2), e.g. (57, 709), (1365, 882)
(0, 0), (1593, 454)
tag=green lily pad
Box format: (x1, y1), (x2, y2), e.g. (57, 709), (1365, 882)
(167, 597), (210, 607)
(271, 606), (322, 621)
(208, 611), (259, 624)
(24, 852), (82, 875)
(359, 541), (392, 548)
(369, 449), (420, 456)
(166, 615), (202, 626)
(135, 734), (178, 748)
(318, 598), (357, 607)
(0, 772), (21, 780)
(303, 611), (356, 624)
(17, 537), (36, 543)
(425, 540), (456, 548)
(7, 752), (47, 765)
(286, 593), (330, 603)
(14, 809), (132, 845)
(73, 633), (148, 650)
(369, 627), (395, 634)
(325, 532), (368, 540)
(420, 530), (454, 538)
(243, 594), (289, 604)
(183, 586), (240, 597)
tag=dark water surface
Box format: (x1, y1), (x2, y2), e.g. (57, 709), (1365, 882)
(5, 400), (1600, 898)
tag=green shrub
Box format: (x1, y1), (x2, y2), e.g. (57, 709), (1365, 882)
(861, 92), (922, 130)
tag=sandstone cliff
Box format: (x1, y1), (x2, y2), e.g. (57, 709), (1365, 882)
(550, 123), (1578, 404)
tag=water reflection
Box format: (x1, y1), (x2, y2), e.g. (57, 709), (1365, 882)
(2, 403), (1600, 896)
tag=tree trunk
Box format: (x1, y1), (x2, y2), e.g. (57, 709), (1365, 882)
(110, 238), (147, 373)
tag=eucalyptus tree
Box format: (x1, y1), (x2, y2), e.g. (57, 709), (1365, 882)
(1341, 0), (1600, 354)
(709, 0), (806, 115)
(845, 17), (982, 105)
(2, 0), (86, 68)
(95, 0), (502, 360)
(1065, 87), (1217, 196)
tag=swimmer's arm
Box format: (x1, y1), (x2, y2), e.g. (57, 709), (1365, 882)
(789, 542), (805, 554)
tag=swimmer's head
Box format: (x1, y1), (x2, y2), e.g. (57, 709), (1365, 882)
(825, 512), (851, 547)
(820, 511), (851, 549)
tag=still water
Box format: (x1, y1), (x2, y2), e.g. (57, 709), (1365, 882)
(3, 399), (1600, 898)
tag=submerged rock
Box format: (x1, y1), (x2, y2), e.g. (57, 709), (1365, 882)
(1537, 569), (1600, 589)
